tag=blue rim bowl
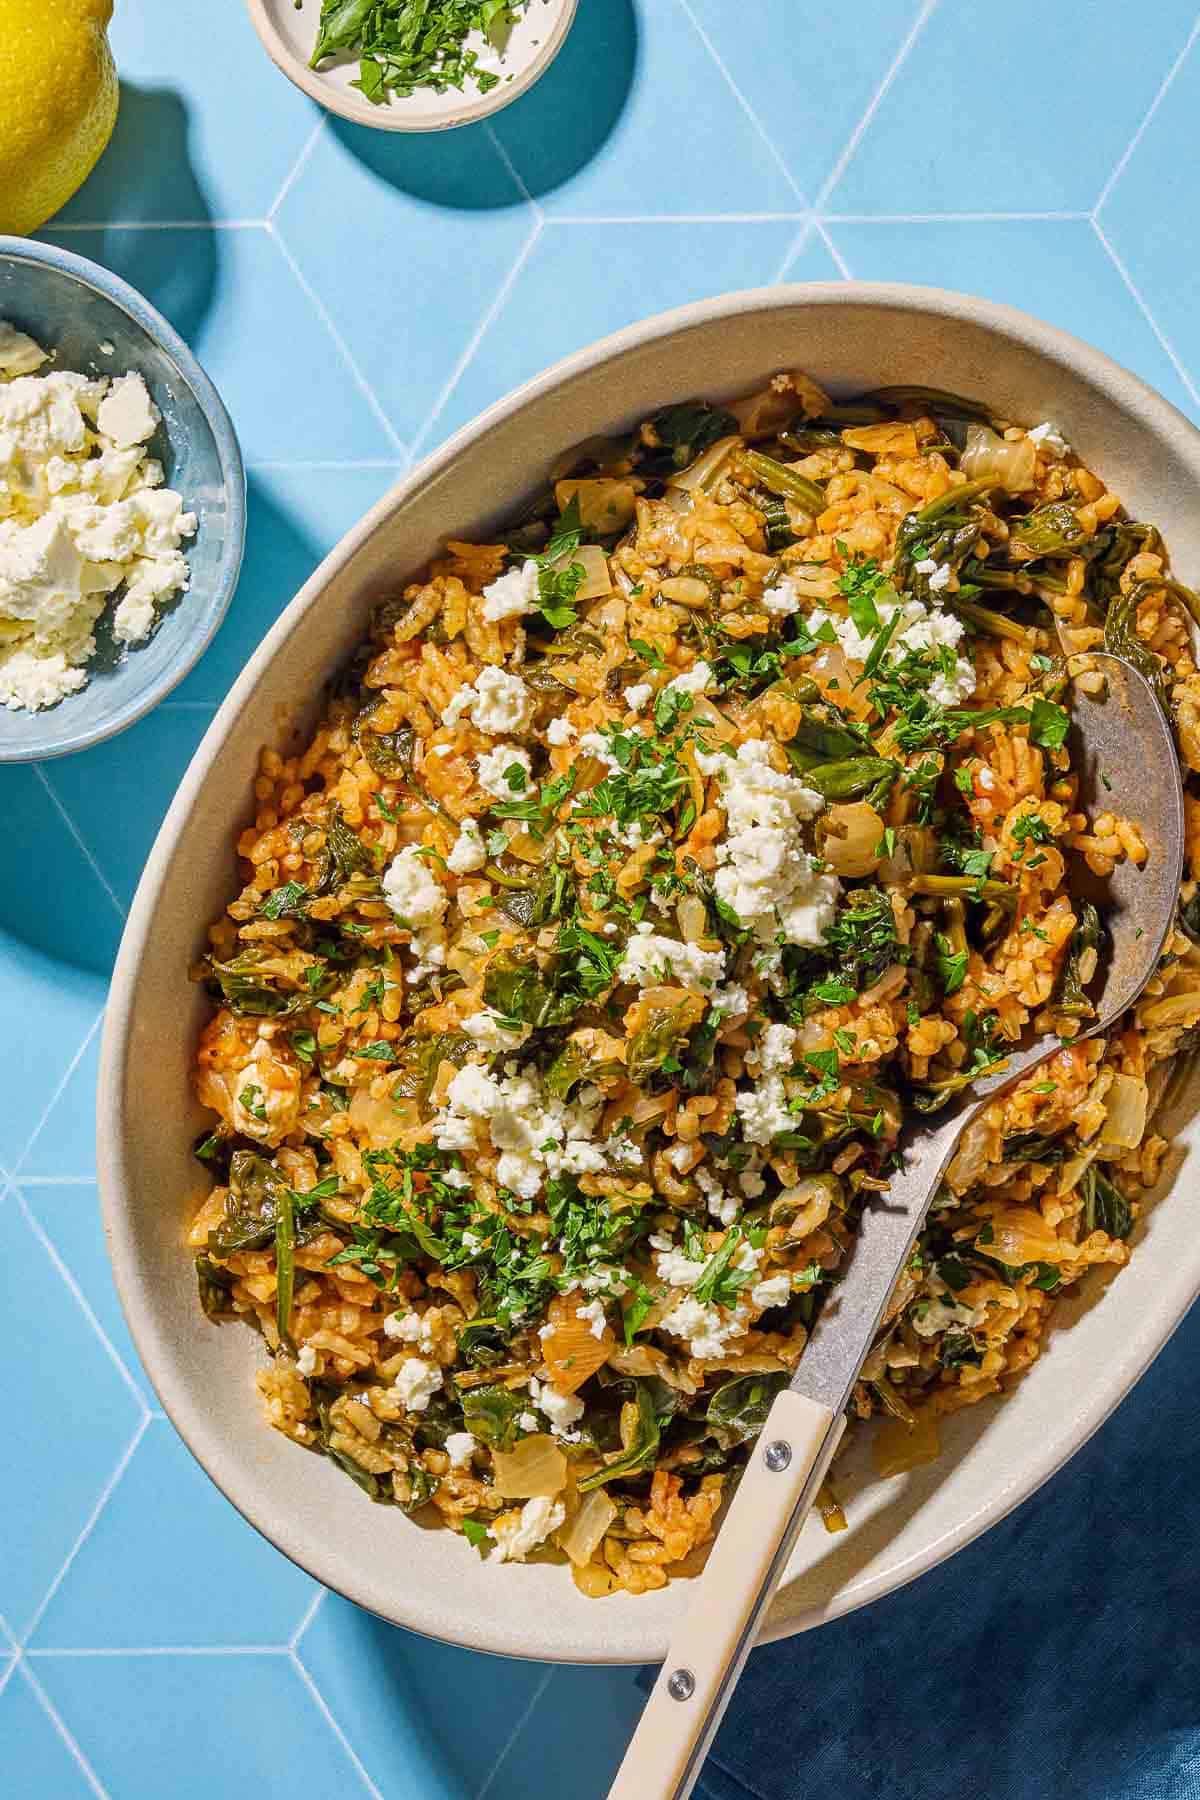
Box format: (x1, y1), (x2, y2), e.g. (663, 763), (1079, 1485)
(0, 236), (246, 762)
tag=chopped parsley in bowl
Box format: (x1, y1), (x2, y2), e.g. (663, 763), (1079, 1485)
(186, 372), (1199, 1593)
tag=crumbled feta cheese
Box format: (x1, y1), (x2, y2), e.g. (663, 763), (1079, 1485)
(447, 818), (487, 874)
(476, 744), (533, 799)
(546, 714), (576, 745)
(517, 1411), (540, 1433)
(296, 1344), (317, 1376)
(481, 559), (539, 622)
(385, 1310), (424, 1343)
(382, 845), (448, 929)
(490, 1494), (566, 1563)
(928, 563), (953, 594)
(751, 1273), (792, 1311)
(463, 1009), (532, 1052)
(443, 664), (535, 735)
(433, 1063), (608, 1203)
(760, 575), (801, 616)
(656, 1247), (709, 1288)
(664, 659), (714, 696)
(711, 739), (840, 947)
(0, 339), (196, 710)
(1028, 420), (1070, 458)
(712, 983), (749, 1017)
(531, 1377), (586, 1436)
(658, 1294), (745, 1360)
(578, 729), (622, 771)
(622, 681), (653, 712)
(738, 1170), (766, 1199)
(616, 923), (725, 990)
(575, 1298), (608, 1340)
(96, 372), (159, 448)
(668, 1143), (692, 1172)
(393, 1357), (442, 1413)
(649, 1231), (674, 1251)
(694, 1163), (739, 1227)
(442, 1167), (471, 1190)
(735, 1076), (794, 1146)
(445, 1431), (478, 1468)
(447, 1064), (500, 1116)
(751, 1021), (797, 1076)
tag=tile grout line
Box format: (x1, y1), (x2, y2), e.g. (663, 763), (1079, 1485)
(1091, 217), (1200, 410)
(266, 220), (407, 457)
(17, 1660), (112, 1800)
(484, 122), (544, 220)
(268, 114), (327, 221)
(49, 219), (263, 231)
(811, 218), (853, 280)
(814, 0), (940, 211)
(290, 1587), (325, 1649)
(474, 1666), (555, 1800)
(17, 1183), (150, 1414)
(407, 215), (544, 464)
(18, 1414), (150, 1650)
(674, 0), (806, 206)
(820, 209), (1090, 223)
(1093, 8), (1200, 215)
(770, 217), (816, 286)
(290, 1648), (387, 1800)
(34, 767), (127, 921)
(11, 1011), (104, 1182)
(551, 212), (808, 225)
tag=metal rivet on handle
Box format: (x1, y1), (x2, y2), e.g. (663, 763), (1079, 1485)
(668, 1668), (696, 1702)
(764, 1439), (792, 1472)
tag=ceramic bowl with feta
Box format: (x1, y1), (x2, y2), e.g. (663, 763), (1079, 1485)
(101, 286), (1200, 1663)
(0, 238), (244, 760)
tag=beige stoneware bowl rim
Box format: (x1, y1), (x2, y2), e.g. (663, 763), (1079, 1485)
(243, 0), (578, 132)
(99, 282), (1200, 1662)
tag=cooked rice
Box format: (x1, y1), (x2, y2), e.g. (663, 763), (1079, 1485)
(186, 375), (1200, 1592)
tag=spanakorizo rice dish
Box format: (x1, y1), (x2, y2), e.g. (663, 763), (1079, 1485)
(187, 372), (1200, 1594)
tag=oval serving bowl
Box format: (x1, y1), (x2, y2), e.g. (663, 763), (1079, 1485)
(0, 237), (245, 762)
(100, 285), (1200, 1663)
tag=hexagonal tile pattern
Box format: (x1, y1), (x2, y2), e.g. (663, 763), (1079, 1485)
(33, 1652), (375, 1800)
(1098, 27), (1200, 408)
(30, 1420), (315, 1650)
(490, 0), (800, 216)
(274, 120), (535, 447)
(824, 216), (1197, 419)
(0, 1666), (99, 1800)
(8, 2), (1200, 1795)
(432, 218), (800, 445)
(39, 224), (399, 462)
(825, 0), (1199, 215)
(0, 1194), (143, 1638)
(682, 0), (922, 202)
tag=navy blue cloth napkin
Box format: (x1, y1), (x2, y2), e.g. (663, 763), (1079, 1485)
(695, 1297), (1200, 1800)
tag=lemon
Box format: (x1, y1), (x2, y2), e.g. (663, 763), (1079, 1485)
(0, 0), (119, 236)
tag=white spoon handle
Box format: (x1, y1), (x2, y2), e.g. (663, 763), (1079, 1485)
(608, 1389), (843, 1800)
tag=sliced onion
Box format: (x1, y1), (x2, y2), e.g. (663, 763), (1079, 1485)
(666, 435), (742, 495)
(540, 1293), (613, 1394)
(872, 1409), (940, 1479)
(676, 893), (708, 944)
(560, 1490), (617, 1566)
(555, 479), (638, 535)
(1100, 1072), (1148, 1149)
(491, 1433), (567, 1500)
(960, 423), (1036, 494)
(985, 1207), (1067, 1266)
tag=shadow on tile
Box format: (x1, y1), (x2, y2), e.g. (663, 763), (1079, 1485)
(44, 82), (218, 347)
(328, 0), (638, 209)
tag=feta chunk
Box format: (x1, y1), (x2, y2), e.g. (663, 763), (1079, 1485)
(393, 1357), (442, 1413)
(490, 1495), (566, 1563)
(616, 923), (725, 990)
(382, 845), (448, 929)
(476, 744), (532, 799)
(443, 664), (535, 735)
(447, 818), (487, 874)
(96, 371), (159, 448)
(445, 1431), (478, 1468)
(481, 559), (539, 622)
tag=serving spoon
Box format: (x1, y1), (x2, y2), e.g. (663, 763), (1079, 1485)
(609, 653), (1184, 1800)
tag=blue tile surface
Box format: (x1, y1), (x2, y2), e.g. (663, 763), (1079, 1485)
(5, 0), (1200, 1794)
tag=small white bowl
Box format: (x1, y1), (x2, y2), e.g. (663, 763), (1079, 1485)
(245, 0), (577, 132)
